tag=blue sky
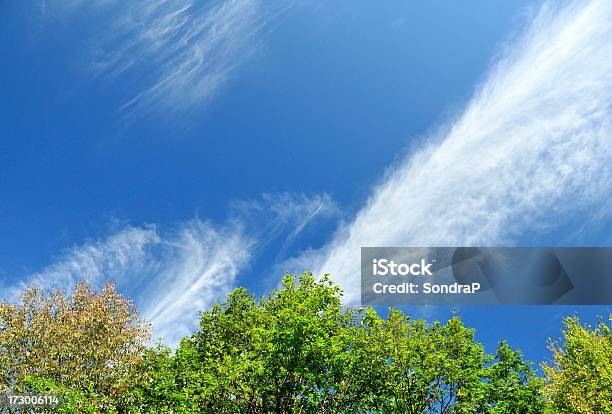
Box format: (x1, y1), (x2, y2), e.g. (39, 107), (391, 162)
(1, 0), (611, 362)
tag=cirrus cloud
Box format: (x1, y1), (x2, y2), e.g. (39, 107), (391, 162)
(3, 193), (336, 346)
(293, 0), (612, 303)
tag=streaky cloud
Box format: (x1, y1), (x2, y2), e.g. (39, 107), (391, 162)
(138, 220), (254, 346)
(300, 0), (612, 303)
(5, 226), (161, 298)
(4, 193), (336, 346)
(49, 0), (293, 116)
(1, 221), (245, 347)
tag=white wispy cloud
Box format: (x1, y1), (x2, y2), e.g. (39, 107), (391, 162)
(138, 220), (254, 346)
(4, 193), (336, 346)
(230, 193), (340, 258)
(297, 0), (612, 303)
(45, 0), (292, 115)
(4, 225), (161, 299)
(1, 221), (244, 346)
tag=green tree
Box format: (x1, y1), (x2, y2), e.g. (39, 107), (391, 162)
(118, 345), (187, 413)
(171, 273), (356, 413)
(480, 342), (546, 413)
(140, 272), (546, 413)
(543, 315), (612, 414)
(343, 308), (486, 413)
(345, 310), (544, 413)
(2, 273), (550, 413)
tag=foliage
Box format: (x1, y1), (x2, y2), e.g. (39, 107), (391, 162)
(542, 315), (612, 414)
(344, 308), (487, 413)
(20, 375), (97, 414)
(118, 345), (186, 413)
(481, 342), (546, 413)
(131, 273), (547, 413)
(169, 273), (356, 413)
(0, 282), (150, 412)
(3, 273), (609, 413)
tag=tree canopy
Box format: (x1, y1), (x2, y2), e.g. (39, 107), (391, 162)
(129, 273), (546, 413)
(0, 273), (609, 413)
(0, 282), (150, 412)
(543, 315), (612, 414)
